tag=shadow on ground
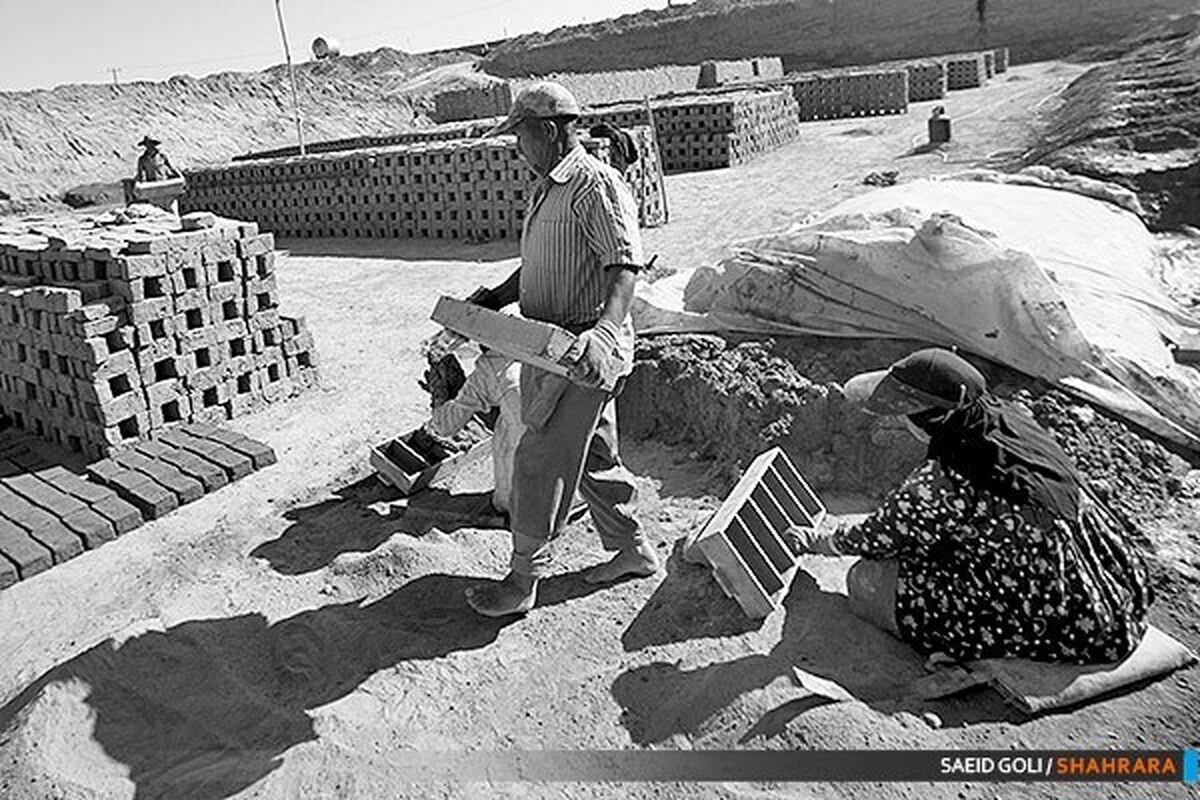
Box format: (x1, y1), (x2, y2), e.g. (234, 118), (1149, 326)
(0, 569), (611, 800)
(613, 567), (1023, 746)
(278, 237), (520, 262)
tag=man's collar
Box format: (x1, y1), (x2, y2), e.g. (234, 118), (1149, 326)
(546, 144), (586, 184)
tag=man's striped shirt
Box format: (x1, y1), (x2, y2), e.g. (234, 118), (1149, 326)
(519, 144), (642, 350)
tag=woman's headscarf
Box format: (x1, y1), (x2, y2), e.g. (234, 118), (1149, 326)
(845, 348), (1083, 517)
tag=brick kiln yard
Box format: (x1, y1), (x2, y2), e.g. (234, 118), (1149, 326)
(2, 60), (1199, 800)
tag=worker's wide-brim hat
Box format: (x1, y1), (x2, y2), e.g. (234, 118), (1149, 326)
(843, 348), (987, 416)
(138, 136), (161, 147)
(483, 81), (581, 137)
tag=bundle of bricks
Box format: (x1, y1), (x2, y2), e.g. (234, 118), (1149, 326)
(0, 424), (275, 589)
(696, 57), (785, 88)
(185, 128), (667, 240)
(433, 82), (514, 124)
(582, 89), (801, 173)
(941, 52), (990, 90)
(787, 68), (910, 121)
(0, 213), (318, 461)
(880, 59), (948, 102)
(623, 127), (668, 227)
(993, 47), (1010, 74)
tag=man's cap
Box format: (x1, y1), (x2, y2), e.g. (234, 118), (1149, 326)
(842, 348), (986, 416)
(483, 81), (581, 138)
(138, 136), (161, 147)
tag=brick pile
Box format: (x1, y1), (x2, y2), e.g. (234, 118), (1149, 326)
(787, 68), (910, 121)
(0, 214), (318, 460)
(0, 424), (276, 589)
(879, 59), (947, 102)
(583, 89), (801, 173)
(433, 82), (513, 124)
(942, 52), (989, 90)
(186, 129), (667, 240)
(993, 47), (1010, 73)
(982, 50), (996, 79)
(696, 57), (785, 88)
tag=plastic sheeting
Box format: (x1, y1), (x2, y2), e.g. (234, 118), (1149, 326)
(633, 178), (1200, 452)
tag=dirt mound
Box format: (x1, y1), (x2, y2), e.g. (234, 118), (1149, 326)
(1034, 14), (1200, 230)
(482, 0), (1196, 78)
(0, 48), (473, 203)
(620, 334), (1189, 521)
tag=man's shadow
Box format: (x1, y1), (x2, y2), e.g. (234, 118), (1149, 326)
(0, 570), (608, 800)
(612, 567), (1020, 746)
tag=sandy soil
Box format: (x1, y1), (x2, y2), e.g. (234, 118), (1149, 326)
(1, 62), (1197, 800)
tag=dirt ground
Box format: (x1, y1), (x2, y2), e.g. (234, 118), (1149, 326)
(1, 61), (1198, 799)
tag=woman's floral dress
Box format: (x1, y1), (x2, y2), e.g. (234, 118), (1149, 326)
(832, 460), (1153, 663)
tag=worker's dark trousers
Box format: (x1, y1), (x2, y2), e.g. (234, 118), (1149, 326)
(508, 367), (642, 579)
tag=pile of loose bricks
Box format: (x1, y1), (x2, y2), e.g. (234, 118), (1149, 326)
(186, 129), (668, 240)
(582, 89), (801, 173)
(0, 424), (276, 590)
(0, 213), (318, 461)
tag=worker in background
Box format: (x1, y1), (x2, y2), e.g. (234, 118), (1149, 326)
(423, 344), (523, 519)
(462, 81), (660, 617)
(135, 136), (181, 182)
(589, 123), (640, 176)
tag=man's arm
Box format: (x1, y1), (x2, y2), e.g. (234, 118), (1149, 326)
(567, 265), (637, 388)
(471, 268), (520, 310)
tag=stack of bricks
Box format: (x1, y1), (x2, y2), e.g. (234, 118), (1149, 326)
(232, 119), (502, 163)
(942, 52), (989, 90)
(433, 82), (514, 124)
(993, 47), (1010, 74)
(186, 128), (667, 240)
(623, 126), (667, 227)
(582, 89), (801, 173)
(696, 57), (785, 88)
(0, 214), (318, 461)
(982, 50), (997, 80)
(879, 60), (947, 102)
(787, 68), (910, 121)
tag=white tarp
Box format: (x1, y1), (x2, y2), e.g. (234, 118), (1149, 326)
(633, 177), (1200, 451)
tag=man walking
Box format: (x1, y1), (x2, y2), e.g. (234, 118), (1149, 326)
(464, 82), (660, 617)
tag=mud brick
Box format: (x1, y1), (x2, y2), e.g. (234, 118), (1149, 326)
(113, 450), (203, 505)
(0, 552), (15, 588)
(213, 297), (247, 325)
(156, 429), (253, 481)
(140, 354), (184, 386)
(245, 282), (279, 315)
(172, 288), (208, 312)
(228, 391), (264, 417)
(34, 464), (114, 504)
(77, 335), (112, 365)
(201, 237), (237, 263)
(248, 308), (281, 333)
(207, 281), (242, 303)
(262, 373), (294, 403)
(214, 318), (248, 341)
(185, 362), (231, 392)
(146, 383), (191, 429)
(80, 389), (145, 427)
(283, 330), (314, 357)
(79, 314), (120, 338)
(59, 507), (116, 549)
(135, 439), (228, 492)
(129, 297), (175, 325)
(93, 348), (137, 380)
(86, 459), (178, 519)
(135, 334), (179, 365)
(0, 485), (84, 564)
(42, 287), (82, 314)
(111, 253), (168, 280)
(164, 231), (207, 271)
(174, 303), (214, 336)
(190, 403), (230, 425)
(176, 324), (220, 354)
(0, 517), (52, 578)
(236, 233), (274, 259)
(123, 236), (170, 256)
(89, 494), (143, 535)
(186, 424), (277, 469)
(169, 262), (208, 294)
(248, 251), (277, 280)
(3, 472), (90, 518)
(204, 256), (241, 287)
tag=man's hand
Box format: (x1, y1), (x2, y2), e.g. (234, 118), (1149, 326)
(465, 285), (502, 311)
(564, 318), (623, 389)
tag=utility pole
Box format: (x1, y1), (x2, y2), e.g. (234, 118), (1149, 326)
(274, 0), (306, 156)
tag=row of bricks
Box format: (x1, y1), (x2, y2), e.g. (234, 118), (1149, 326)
(260, 224), (523, 242)
(0, 425), (276, 586)
(194, 184), (532, 204)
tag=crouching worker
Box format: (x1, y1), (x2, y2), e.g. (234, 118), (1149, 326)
(423, 344), (523, 518)
(790, 348), (1153, 664)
